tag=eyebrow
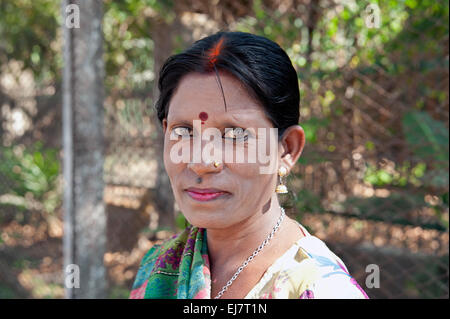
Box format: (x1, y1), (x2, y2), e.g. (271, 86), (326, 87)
(167, 107), (265, 128)
(167, 119), (193, 128)
(168, 118), (249, 130)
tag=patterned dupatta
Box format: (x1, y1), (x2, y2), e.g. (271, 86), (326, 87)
(130, 226), (211, 299)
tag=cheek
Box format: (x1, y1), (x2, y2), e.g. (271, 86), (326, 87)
(163, 139), (183, 180)
(230, 163), (277, 197)
(227, 137), (280, 196)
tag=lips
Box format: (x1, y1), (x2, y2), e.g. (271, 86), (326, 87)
(185, 187), (230, 202)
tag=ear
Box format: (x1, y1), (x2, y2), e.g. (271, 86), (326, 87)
(278, 125), (306, 173)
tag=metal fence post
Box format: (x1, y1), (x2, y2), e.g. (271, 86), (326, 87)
(62, 0), (106, 299)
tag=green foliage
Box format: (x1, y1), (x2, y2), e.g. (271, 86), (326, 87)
(363, 161), (431, 188)
(0, 0), (61, 81)
(295, 189), (325, 215)
(0, 142), (60, 214)
(103, 0), (154, 91)
(103, 0), (178, 92)
(402, 111), (449, 163)
(402, 111), (449, 189)
(300, 117), (330, 144)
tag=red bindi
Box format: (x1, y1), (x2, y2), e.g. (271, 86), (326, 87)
(199, 112), (208, 124)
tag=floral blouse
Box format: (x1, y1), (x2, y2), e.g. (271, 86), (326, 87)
(244, 223), (369, 299)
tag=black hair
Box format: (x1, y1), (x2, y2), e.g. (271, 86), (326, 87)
(155, 31), (300, 139)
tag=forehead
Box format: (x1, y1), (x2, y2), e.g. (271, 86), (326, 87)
(167, 71), (271, 126)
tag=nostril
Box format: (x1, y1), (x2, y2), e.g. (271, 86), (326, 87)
(187, 160), (223, 176)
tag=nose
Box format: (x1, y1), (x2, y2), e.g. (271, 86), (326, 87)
(187, 159), (223, 176)
(186, 129), (224, 176)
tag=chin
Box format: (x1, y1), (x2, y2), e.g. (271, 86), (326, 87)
(181, 208), (233, 230)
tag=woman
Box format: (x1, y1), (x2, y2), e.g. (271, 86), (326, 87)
(130, 31), (369, 299)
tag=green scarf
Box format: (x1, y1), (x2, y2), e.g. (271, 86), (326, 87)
(130, 226), (211, 299)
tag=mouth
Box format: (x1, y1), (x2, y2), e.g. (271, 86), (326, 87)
(184, 187), (231, 202)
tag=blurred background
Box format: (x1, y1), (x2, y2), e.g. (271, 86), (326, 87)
(0, 0), (448, 299)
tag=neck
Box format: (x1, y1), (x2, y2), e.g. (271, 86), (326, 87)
(205, 193), (284, 270)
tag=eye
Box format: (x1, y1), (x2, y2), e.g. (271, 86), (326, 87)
(224, 127), (249, 141)
(170, 126), (192, 138)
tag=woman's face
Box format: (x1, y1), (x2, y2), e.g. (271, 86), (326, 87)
(162, 71), (282, 229)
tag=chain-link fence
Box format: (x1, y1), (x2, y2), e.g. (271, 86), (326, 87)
(0, 0), (448, 299)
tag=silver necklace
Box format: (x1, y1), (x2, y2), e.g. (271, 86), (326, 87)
(213, 207), (286, 299)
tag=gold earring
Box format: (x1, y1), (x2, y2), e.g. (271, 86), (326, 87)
(276, 166), (288, 194)
(213, 160), (221, 168)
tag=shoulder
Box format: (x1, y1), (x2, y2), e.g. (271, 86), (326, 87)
(247, 235), (369, 299)
(294, 236), (369, 299)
